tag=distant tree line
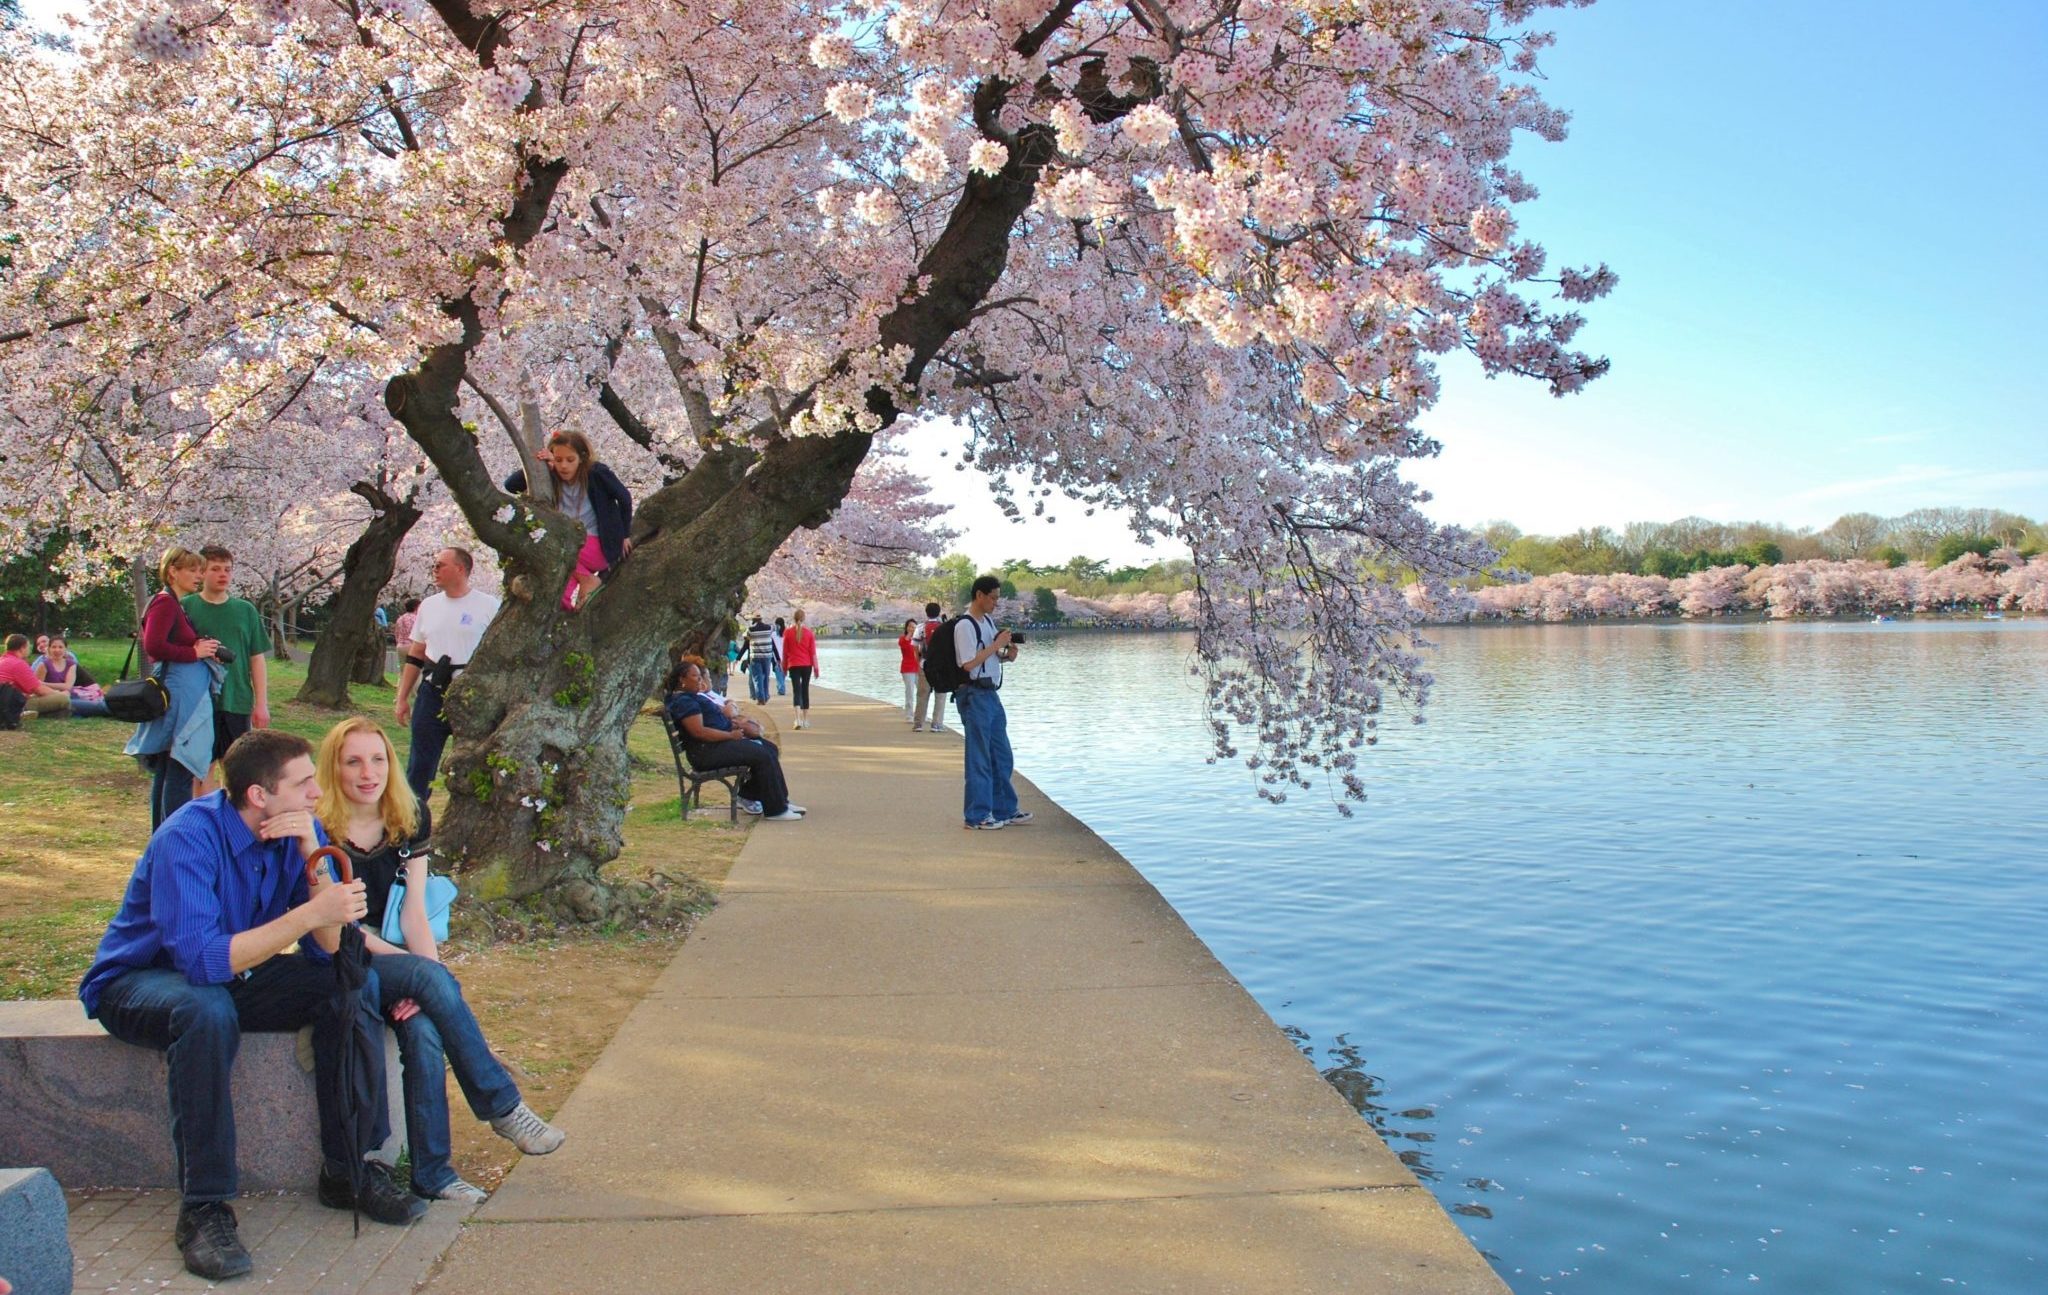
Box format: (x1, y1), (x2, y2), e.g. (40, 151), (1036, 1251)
(1476, 507), (2041, 583)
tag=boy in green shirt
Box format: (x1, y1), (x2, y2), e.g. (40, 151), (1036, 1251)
(181, 545), (273, 792)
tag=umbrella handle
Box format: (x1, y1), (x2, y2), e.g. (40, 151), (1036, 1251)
(306, 844), (354, 887)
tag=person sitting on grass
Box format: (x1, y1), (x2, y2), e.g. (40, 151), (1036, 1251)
(664, 658), (806, 821)
(2, 632), (71, 721)
(33, 634), (97, 689)
(31, 634), (112, 716)
(77, 729), (421, 1281)
(313, 716), (565, 1205)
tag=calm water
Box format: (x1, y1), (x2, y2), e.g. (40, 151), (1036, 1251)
(825, 621), (2047, 1292)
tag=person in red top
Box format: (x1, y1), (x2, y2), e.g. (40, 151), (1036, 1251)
(129, 548), (228, 827)
(896, 619), (921, 723)
(781, 608), (820, 729)
(911, 601), (950, 733)
(2, 633), (70, 724)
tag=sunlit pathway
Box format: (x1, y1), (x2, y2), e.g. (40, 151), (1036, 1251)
(423, 686), (1503, 1294)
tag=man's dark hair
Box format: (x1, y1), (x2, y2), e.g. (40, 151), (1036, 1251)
(404, 598), (420, 612)
(222, 730), (314, 807)
(971, 575), (1001, 598)
(443, 547), (475, 574)
(924, 602), (941, 618)
(198, 545), (233, 563)
(4, 633), (26, 653)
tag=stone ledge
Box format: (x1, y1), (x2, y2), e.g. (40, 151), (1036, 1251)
(0, 1000), (401, 1193)
(0, 1166), (73, 1295)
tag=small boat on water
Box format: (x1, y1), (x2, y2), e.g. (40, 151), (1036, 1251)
(1872, 614), (1894, 623)
(1983, 612), (2005, 620)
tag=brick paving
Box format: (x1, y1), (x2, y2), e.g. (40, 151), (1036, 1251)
(67, 1188), (474, 1293)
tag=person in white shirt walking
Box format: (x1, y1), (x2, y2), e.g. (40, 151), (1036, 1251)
(954, 576), (1030, 830)
(393, 549), (500, 806)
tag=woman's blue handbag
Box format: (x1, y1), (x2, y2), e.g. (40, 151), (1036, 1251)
(380, 871), (459, 946)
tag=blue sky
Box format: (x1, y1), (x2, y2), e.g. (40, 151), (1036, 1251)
(915, 0), (2048, 565)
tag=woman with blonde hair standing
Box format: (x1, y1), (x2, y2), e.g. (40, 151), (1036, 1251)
(503, 429), (634, 610)
(782, 607), (819, 729)
(314, 717), (564, 1202)
(126, 547), (225, 827)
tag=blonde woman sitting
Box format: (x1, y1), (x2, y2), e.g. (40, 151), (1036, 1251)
(314, 717), (565, 1202)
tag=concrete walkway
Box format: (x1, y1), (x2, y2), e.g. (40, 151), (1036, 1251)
(426, 686), (1505, 1294)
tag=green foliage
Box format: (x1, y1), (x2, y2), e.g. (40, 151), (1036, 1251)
(1874, 545), (1910, 569)
(1931, 534), (1996, 566)
(997, 578), (1017, 598)
(552, 651), (596, 708)
(0, 535), (137, 639)
(468, 752), (522, 801)
(1031, 586), (1063, 622)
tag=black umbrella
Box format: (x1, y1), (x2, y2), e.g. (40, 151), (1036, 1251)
(306, 845), (379, 1236)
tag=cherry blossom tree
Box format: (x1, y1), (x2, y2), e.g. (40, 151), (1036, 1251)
(3, 0), (1615, 907)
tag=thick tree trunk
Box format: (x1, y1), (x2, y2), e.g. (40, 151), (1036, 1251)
(298, 484), (421, 708)
(427, 433), (870, 908)
(351, 632), (389, 687)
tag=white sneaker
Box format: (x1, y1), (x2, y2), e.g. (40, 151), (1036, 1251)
(1007, 811), (1033, 825)
(785, 804), (807, 815)
(489, 1102), (565, 1155)
(419, 1177), (488, 1204)
(738, 798), (764, 816)
(765, 808), (805, 821)
(969, 817), (1006, 831)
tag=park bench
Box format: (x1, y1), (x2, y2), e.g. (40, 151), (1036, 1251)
(659, 706), (750, 824)
(0, 1000), (402, 1193)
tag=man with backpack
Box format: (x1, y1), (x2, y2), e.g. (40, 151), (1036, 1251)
(932, 577), (1031, 831)
(910, 601), (949, 732)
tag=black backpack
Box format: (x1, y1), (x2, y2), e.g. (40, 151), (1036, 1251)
(920, 614), (979, 694)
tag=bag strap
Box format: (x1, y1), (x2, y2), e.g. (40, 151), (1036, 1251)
(119, 636), (137, 682)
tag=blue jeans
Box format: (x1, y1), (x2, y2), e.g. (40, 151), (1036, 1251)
(748, 658), (771, 704)
(406, 676), (453, 806)
(371, 953), (521, 1195)
(773, 661), (787, 695)
(954, 685), (1017, 825)
(93, 957), (390, 1203)
(149, 755), (195, 828)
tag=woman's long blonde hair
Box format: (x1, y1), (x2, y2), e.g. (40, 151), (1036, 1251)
(315, 717), (420, 846)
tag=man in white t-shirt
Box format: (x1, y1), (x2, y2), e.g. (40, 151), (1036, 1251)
(954, 576), (1030, 831)
(394, 548), (501, 805)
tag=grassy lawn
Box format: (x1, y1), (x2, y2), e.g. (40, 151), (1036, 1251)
(1, 638), (752, 1187)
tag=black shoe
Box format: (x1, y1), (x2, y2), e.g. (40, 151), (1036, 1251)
(318, 1161), (429, 1226)
(175, 1201), (254, 1280)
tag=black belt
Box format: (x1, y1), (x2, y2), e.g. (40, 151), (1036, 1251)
(964, 677), (999, 690)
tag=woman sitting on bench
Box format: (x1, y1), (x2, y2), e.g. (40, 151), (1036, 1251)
(664, 658), (806, 821)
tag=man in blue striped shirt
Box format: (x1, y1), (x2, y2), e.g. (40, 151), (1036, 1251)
(80, 730), (425, 1280)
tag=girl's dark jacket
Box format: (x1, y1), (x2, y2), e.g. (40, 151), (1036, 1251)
(502, 462), (634, 569)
